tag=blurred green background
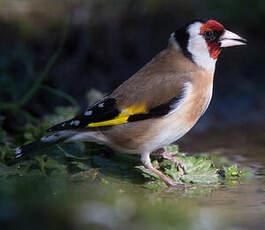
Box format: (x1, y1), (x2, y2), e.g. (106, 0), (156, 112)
(0, 1), (265, 230)
(0, 0), (264, 131)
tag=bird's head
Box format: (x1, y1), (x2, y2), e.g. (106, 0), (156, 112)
(173, 19), (246, 72)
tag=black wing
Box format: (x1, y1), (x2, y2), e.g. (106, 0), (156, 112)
(47, 95), (182, 132)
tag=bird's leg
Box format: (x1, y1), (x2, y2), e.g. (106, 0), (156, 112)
(152, 147), (187, 174)
(141, 152), (185, 187)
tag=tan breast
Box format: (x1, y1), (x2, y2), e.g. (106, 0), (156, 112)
(151, 71), (213, 149)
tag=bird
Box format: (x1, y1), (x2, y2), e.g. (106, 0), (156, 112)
(14, 19), (246, 187)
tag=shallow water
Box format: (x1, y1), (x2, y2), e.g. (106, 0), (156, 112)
(0, 125), (264, 230)
(179, 125), (265, 229)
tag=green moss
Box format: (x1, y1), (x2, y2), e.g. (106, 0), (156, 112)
(136, 151), (219, 187)
(136, 145), (254, 188)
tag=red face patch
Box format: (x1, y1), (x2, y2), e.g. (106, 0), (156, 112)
(200, 20), (225, 59)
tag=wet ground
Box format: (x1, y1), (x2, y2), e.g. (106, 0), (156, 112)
(0, 123), (264, 230)
(179, 123), (265, 229)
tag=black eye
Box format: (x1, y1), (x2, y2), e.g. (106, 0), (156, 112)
(204, 30), (215, 41)
(205, 31), (213, 37)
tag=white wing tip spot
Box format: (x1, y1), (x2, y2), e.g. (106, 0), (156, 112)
(41, 136), (48, 142)
(84, 110), (92, 116)
(41, 134), (60, 143)
(15, 147), (21, 155)
(98, 103), (104, 108)
(73, 120), (80, 126)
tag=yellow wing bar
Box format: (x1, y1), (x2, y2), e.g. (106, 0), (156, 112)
(87, 105), (147, 127)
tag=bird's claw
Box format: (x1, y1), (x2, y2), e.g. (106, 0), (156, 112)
(175, 159), (187, 174)
(160, 150), (187, 174)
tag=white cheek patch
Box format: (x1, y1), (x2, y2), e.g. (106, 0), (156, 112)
(187, 22), (216, 73)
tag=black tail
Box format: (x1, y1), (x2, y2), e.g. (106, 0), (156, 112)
(9, 130), (76, 164)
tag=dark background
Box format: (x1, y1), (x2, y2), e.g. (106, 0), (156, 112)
(0, 2), (264, 229)
(0, 0), (264, 133)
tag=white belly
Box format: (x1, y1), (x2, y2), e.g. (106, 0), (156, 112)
(142, 82), (213, 152)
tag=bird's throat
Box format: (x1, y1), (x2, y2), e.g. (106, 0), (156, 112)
(206, 41), (221, 59)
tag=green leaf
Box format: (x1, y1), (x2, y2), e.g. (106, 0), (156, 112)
(164, 145), (179, 153)
(34, 155), (67, 176)
(0, 145), (12, 162)
(135, 165), (160, 179)
(70, 161), (91, 171)
(20, 106), (79, 144)
(0, 161), (32, 178)
(224, 164), (241, 177)
(136, 155), (219, 186)
(0, 162), (21, 178)
(56, 143), (90, 160)
(136, 152), (255, 188)
(223, 164), (254, 185)
(70, 168), (100, 182)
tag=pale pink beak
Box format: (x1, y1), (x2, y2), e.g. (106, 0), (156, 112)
(220, 30), (247, 48)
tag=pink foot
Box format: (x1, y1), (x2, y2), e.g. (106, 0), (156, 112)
(152, 148), (187, 174)
(141, 152), (185, 187)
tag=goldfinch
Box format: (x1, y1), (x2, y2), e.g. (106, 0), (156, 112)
(15, 19), (246, 187)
